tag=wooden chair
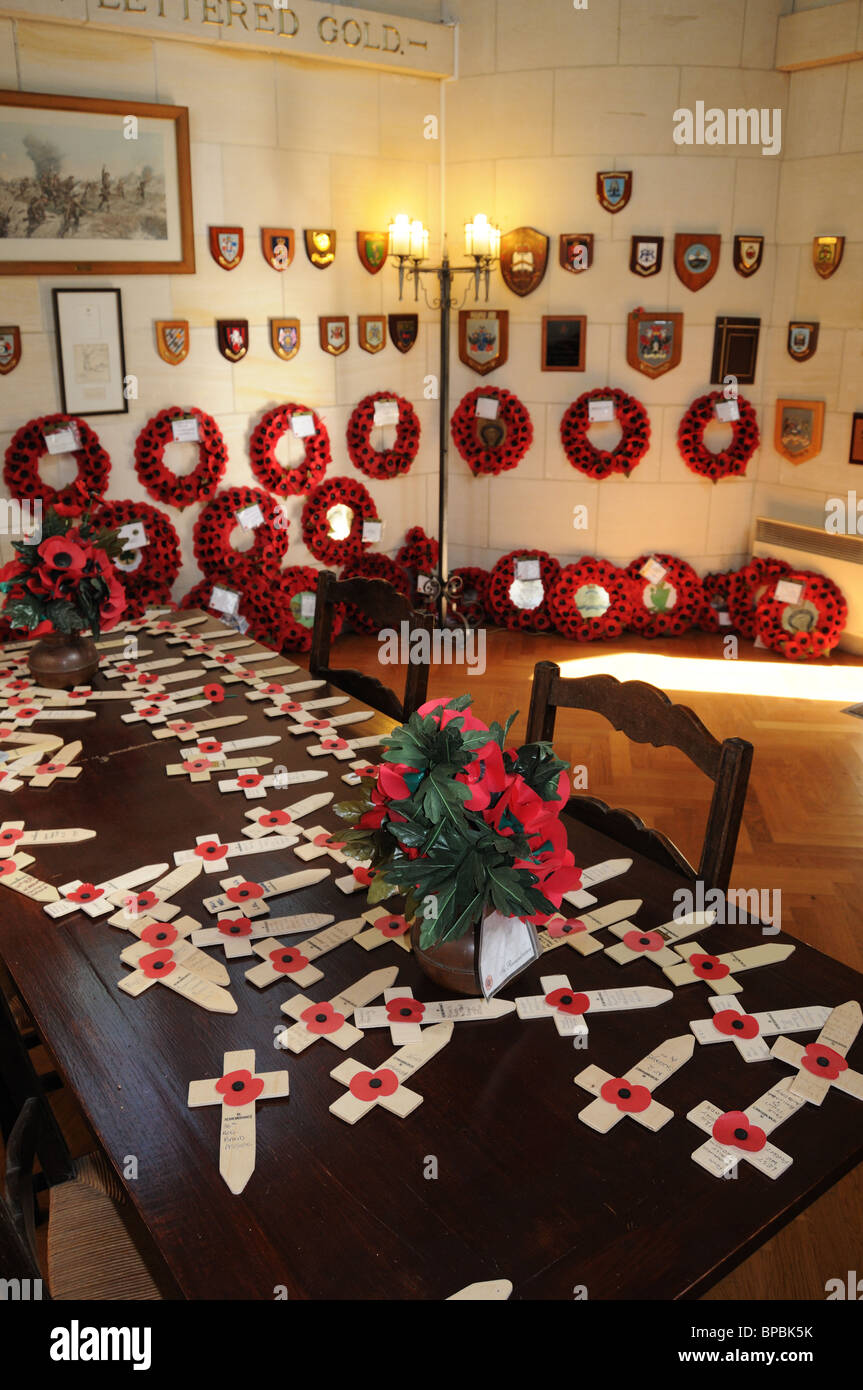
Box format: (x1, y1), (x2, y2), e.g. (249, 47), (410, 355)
(525, 661), (753, 894)
(309, 570), (435, 722)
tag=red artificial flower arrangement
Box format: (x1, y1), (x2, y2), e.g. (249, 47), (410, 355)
(346, 392), (421, 480)
(335, 695), (582, 949)
(0, 505), (128, 638)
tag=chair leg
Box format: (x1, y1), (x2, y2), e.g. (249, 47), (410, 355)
(525, 660), (560, 744)
(0, 989), (74, 1186)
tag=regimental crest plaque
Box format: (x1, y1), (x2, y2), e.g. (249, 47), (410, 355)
(155, 320), (189, 366)
(320, 316), (349, 355)
(626, 309), (682, 379)
(356, 231), (388, 275)
(500, 227), (549, 297)
(261, 228), (295, 271)
(711, 316), (760, 385)
(358, 315), (386, 354)
(388, 313), (419, 355)
(459, 309), (508, 376)
(217, 320), (248, 362)
(209, 226), (244, 270)
(270, 318), (300, 361)
(775, 399), (824, 466)
(0, 325), (22, 375)
(674, 233), (720, 291)
(787, 321), (819, 362)
(813, 236), (844, 279)
(596, 171), (632, 213)
(733, 235), (764, 277)
(305, 230), (336, 269)
(630, 237), (663, 277)
(559, 234), (593, 274)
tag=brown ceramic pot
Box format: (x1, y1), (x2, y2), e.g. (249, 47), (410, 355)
(409, 918), (481, 996)
(27, 631), (100, 690)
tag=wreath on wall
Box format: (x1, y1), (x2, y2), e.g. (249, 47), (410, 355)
(445, 567), (490, 628)
(560, 388), (651, 479)
(347, 393), (421, 480)
(488, 549), (561, 631)
(134, 407), (227, 509)
(726, 557), (790, 639)
(677, 391), (760, 481)
(301, 476), (379, 566)
(91, 498), (181, 621)
(697, 570), (737, 634)
(193, 485), (288, 585)
(277, 566), (344, 654)
(180, 575), (286, 652)
(625, 553), (704, 637)
(339, 553), (413, 634)
(755, 568), (847, 661)
(548, 558), (637, 641)
(3, 414), (111, 507)
(451, 388), (533, 477)
(249, 403), (331, 497)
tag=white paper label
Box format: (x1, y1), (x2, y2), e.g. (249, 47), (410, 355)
(475, 396), (499, 421)
(416, 574), (434, 595)
(754, 634), (768, 650)
(718, 611), (732, 626)
(640, 557), (667, 585)
(291, 412), (316, 439)
(373, 400), (400, 427)
(362, 520), (383, 542)
(171, 416), (200, 443)
(300, 593), (316, 618)
(588, 399), (615, 423)
(44, 425), (80, 454)
(117, 522), (148, 550)
(515, 558), (541, 581)
(715, 399), (740, 423)
(226, 613), (250, 634)
(775, 579), (804, 604)
(210, 585), (240, 617)
(478, 912), (539, 1000)
(236, 503), (265, 530)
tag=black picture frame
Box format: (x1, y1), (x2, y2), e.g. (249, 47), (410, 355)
(850, 413), (863, 465)
(52, 287), (128, 417)
(710, 316), (760, 386)
(541, 315), (586, 372)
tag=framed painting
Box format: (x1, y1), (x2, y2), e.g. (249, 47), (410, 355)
(541, 315), (586, 372)
(0, 90), (194, 275)
(850, 414), (863, 466)
(52, 288), (128, 417)
(774, 399), (824, 466)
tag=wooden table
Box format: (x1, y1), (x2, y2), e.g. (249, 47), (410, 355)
(1, 615), (862, 1301)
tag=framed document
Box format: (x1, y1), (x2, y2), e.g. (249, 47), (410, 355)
(52, 287), (128, 417)
(541, 315), (586, 372)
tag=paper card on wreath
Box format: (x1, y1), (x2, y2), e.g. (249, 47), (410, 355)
(604, 909), (717, 968)
(689, 995), (831, 1064)
(45, 862), (171, 920)
(173, 831), (299, 875)
(516, 975), (671, 1038)
(329, 1021), (453, 1124)
(479, 911), (539, 999)
(687, 1076), (804, 1180)
(188, 1049), (289, 1195)
(575, 1034), (695, 1134)
(538, 898), (643, 957)
(201, 866), (330, 918)
(355, 985), (514, 1044)
(277, 967), (399, 1054)
(242, 791), (334, 839)
(118, 938), (237, 1015)
(663, 941), (794, 994)
(192, 911), (334, 959)
(356, 906), (412, 953)
(244, 918), (363, 989)
(769, 1000), (862, 1106)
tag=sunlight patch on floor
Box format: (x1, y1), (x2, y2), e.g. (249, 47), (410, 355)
(556, 651), (863, 703)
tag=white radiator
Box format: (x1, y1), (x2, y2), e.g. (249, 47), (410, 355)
(752, 516), (863, 655)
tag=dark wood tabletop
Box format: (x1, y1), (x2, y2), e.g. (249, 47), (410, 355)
(1, 613), (862, 1301)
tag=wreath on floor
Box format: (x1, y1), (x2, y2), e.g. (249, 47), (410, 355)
(91, 498), (181, 620)
(193, 485), (289, 584)
(726, 557), (790, 639)
(488, 550), (561, 631)
(677, 391), (760, 481)
(560, 388), (650, 479)
(347, 393), (421, 480)
(396, 526), (439, 606)
(339, 553), (413, 634)
(249, 403), (331, 497)
(180, 575), (286, 651)
(134, 407), (227, 509)
(697, 570), (737, 634)
(3, 414), (111, 506)
(755, 569), (847, 661)
(625, 553), (704, 637)
(277, 566), (343, 653)
(451, 388), (533, 477)
(445, 567), (490, 628)
(301, 476), (379, 566)
(548, 558), (637, 641)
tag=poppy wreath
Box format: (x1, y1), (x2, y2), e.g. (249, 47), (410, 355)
(3, 414), (111, 507)
(625, 553), (704, 637)
(180, 575), (286, 651)
(133, 406), (227, 509)
(277, 565), (343, 653)
(560, 388), (650, 479)
(548, 557), (637, 641)
(697, 569), (737, 634)
(91, 498), (181, 620)
(488, 550), (562, 632)
(450, 387), (533, 477)
(754, 567), (848, 661)
(300, 476), (378, 566)
(249, 403), (331, 497)
(396, 525), (439, 606)
(446, 566), (490, 628)
(677, 391), (760, 481)
(726, 557), (790, 639)
(193, 485), (288, 585)
(346, 392), (421, 480)
(339, 553), (412, 634)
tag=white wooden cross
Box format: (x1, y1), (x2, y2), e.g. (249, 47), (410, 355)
(769, 1000), (863, 1106)
(562, 857), (634, 911)
(356, 906), (412, 953)
(166, 628), (258, 649)
(105, 861), (202, 925)
(173, 831), (299, 875)
(277, 967), (399, 1053)
(118, 937), (237, 1014)
(121, 668), (207, 695)
(187, 1049), (289, 1194)
(253, 679), (328, 709)
(604, 910), (718, 968)
(341, 758), (377, 786)
(690, 995), (831, 1063)
(687, 1076), (806, 1179)
(246, 688), (344, 712)
(334, 857), (378, 896)
(166, 752), (273, 785)
(307, 733), (382, 762)
(283, 710), (375, 738)
(191, 910), (334, 959)
(201, 866), (330, 918)
(663, 941), (795, 994)
(0, 703), (95, 731)
(536, 899), (643, 959)
(0, 749), (43, 792)
(135, 611), (208, 636)
(0, 819), (95, 852)
(218, 767), (328, 801)
(121, 695), (210, 726)
(13, 741), (83, 788)
(329, 1021), (453, 1124)
(0, 849), (61, 904)
(44, 861), (170, 920)
(103, 657), (183, 681)
(574, 1034), (695, 1133)
(201, 648), (281, 671)
(293, 824), (350, 865)
(355, 985), (514, 1044)
(242, 791), (334, 840)
(515, 974), (672, 1039)
(245, 917), (364, 989)
(151, 714), (248, 743)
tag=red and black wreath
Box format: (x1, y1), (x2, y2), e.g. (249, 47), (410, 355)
(548, 558), (638, 641)
(396, 525), (439, 606)
(488, 550), (561, 631)
(625, 553), (704, 637)
(91, 498), (181, 621)
(697, 569), (737, 634)
(193, 485), (288, 585)
(249, 403), (331, 497)
(754, 568), (847, 661)
(347, 393), (421, 480)
(677, 391), (760, 481)
(451, 388), (533, 477)
(445, 566), (490, 628)
(560, 388), (651, 479)
(3, 414), (111, 507)
(180, 575), (286, 652)
(277, 566), (343, 653)
(300, 476), (379, 566)
(339, 553), (413, 634)
(726, 557), (790, 639)
(134, 407), (227, 509)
